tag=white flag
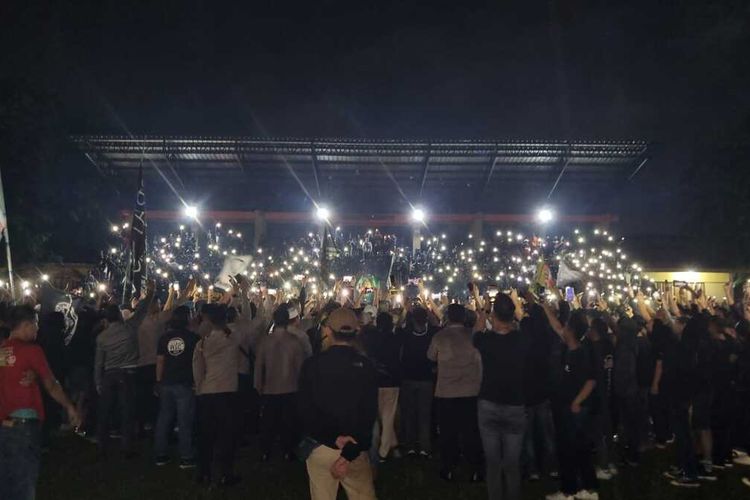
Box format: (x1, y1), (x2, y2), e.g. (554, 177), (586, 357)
(213, 255), (253, 291)
(556, 258), (588, 287)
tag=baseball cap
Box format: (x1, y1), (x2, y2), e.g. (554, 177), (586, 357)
(287, 306), (300, 320)
(326, 308), (359, 334)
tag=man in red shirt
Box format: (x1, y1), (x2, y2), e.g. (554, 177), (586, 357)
(0, 304), (80, 500)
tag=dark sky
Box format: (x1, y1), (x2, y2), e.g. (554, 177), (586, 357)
(2, 0), (749, 266)
(7, 0), (748, 141)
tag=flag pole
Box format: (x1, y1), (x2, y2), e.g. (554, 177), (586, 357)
(0, 165), (15, 300)
(121, 250), (132, 306)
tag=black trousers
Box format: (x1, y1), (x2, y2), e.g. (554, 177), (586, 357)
(197, 392), (239, 482)
(259, 393), (298, 457)
(555, 407), (597, 496)
(135, 365), (157, 431)
(96, 368), (137, 454)
(437, 397), (482, 472)
(670, 398), (697, 477)
(238, 373), (260, 437)
(711, 385), (735, 464)
(734, 388), (750, 453)
(650, 392), (671, 444)
(615, 393), (640, 462)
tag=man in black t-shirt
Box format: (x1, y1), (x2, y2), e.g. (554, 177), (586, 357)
(663, 315), (702, 486)
(649, 319), (674, 448)
(64, 304), (101, 435)
(613, 317), (641, 465)
(521, 304), (559, 480)
(154, 306), (199, 467)
(690, 314), (716, 479)
(543, 308), (598, 500)
(635, 319), (655, 456)
(734, 319), (750, 467)
(708, 317), (738, 468)
(584, 316), (616, 478)
(474, 294), (529, 500)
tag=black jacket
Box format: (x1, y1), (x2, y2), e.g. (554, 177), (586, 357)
(361, 325), (403, 387)
(298, 344), (378, 461)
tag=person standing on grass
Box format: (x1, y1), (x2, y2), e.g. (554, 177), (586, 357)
(473, 293), (529, 500)
(254, 304), (309, 462)
(361, 311), (403, 464)
(612, 316), (640, 466)
(583, 316), (617, 480)
(95, 280), (155, 458)
(398, 306), (437, 458)
(689, 314), (717, 481)
(154, 306), (199, 468)
(427, 303), (483, 482)
(707, 316), (737, 469)
(135, 287), (174, 435)
(521, 303), (560, 482)
(542, 307), (599, 500)
(298, 307), (378, 500)
(192, 303), (241, 488)
(663, 315), (702, 488)
(0, 305), (80, 500)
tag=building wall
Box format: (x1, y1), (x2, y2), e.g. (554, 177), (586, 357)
(645, 270), (732, 299)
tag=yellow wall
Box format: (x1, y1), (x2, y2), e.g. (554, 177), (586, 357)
(644, 270), (732, 299)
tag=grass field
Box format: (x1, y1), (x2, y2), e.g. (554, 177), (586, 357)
(38, 434), (750, 500)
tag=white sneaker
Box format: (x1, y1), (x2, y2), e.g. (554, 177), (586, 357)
(734, 455), (750, 466)
(595, 468), (613, 480)
(575, 491), (599, 500)
(742, 477), (750, 488)
(545, 492), (575, 500)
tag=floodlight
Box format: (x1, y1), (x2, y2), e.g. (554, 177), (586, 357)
(315, 205), (331, 221)
(536, 207), (555, 224)
(184, 205), (199, 219)
(411, 206), (426, 223)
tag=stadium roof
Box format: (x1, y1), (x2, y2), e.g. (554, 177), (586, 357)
(72, 135), (650, 213)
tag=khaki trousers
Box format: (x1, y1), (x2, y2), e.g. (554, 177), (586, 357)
(306, 445), (377, 500)
(378, 387), (400, 458)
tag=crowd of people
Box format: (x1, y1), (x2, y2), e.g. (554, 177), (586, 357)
(2, 271), (750, 500)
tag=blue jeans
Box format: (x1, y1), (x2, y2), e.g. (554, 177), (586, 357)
(522, 399), (557, 476)
(0, 420), (41, 500)
(155, 384), (196, 459)
(478, 400), (526, 500)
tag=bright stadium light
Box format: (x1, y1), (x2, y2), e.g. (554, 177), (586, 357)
(536, 207), (555, 224)
(315, 205), (331, 221)
(411, 206), (427, 223)
(184, 205), (199, 219)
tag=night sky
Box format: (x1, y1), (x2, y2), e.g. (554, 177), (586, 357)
(2, 1), (749, 265)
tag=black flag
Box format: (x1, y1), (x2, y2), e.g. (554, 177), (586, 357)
(129, 162), (147, 299)
(39, 283), (79, 346)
